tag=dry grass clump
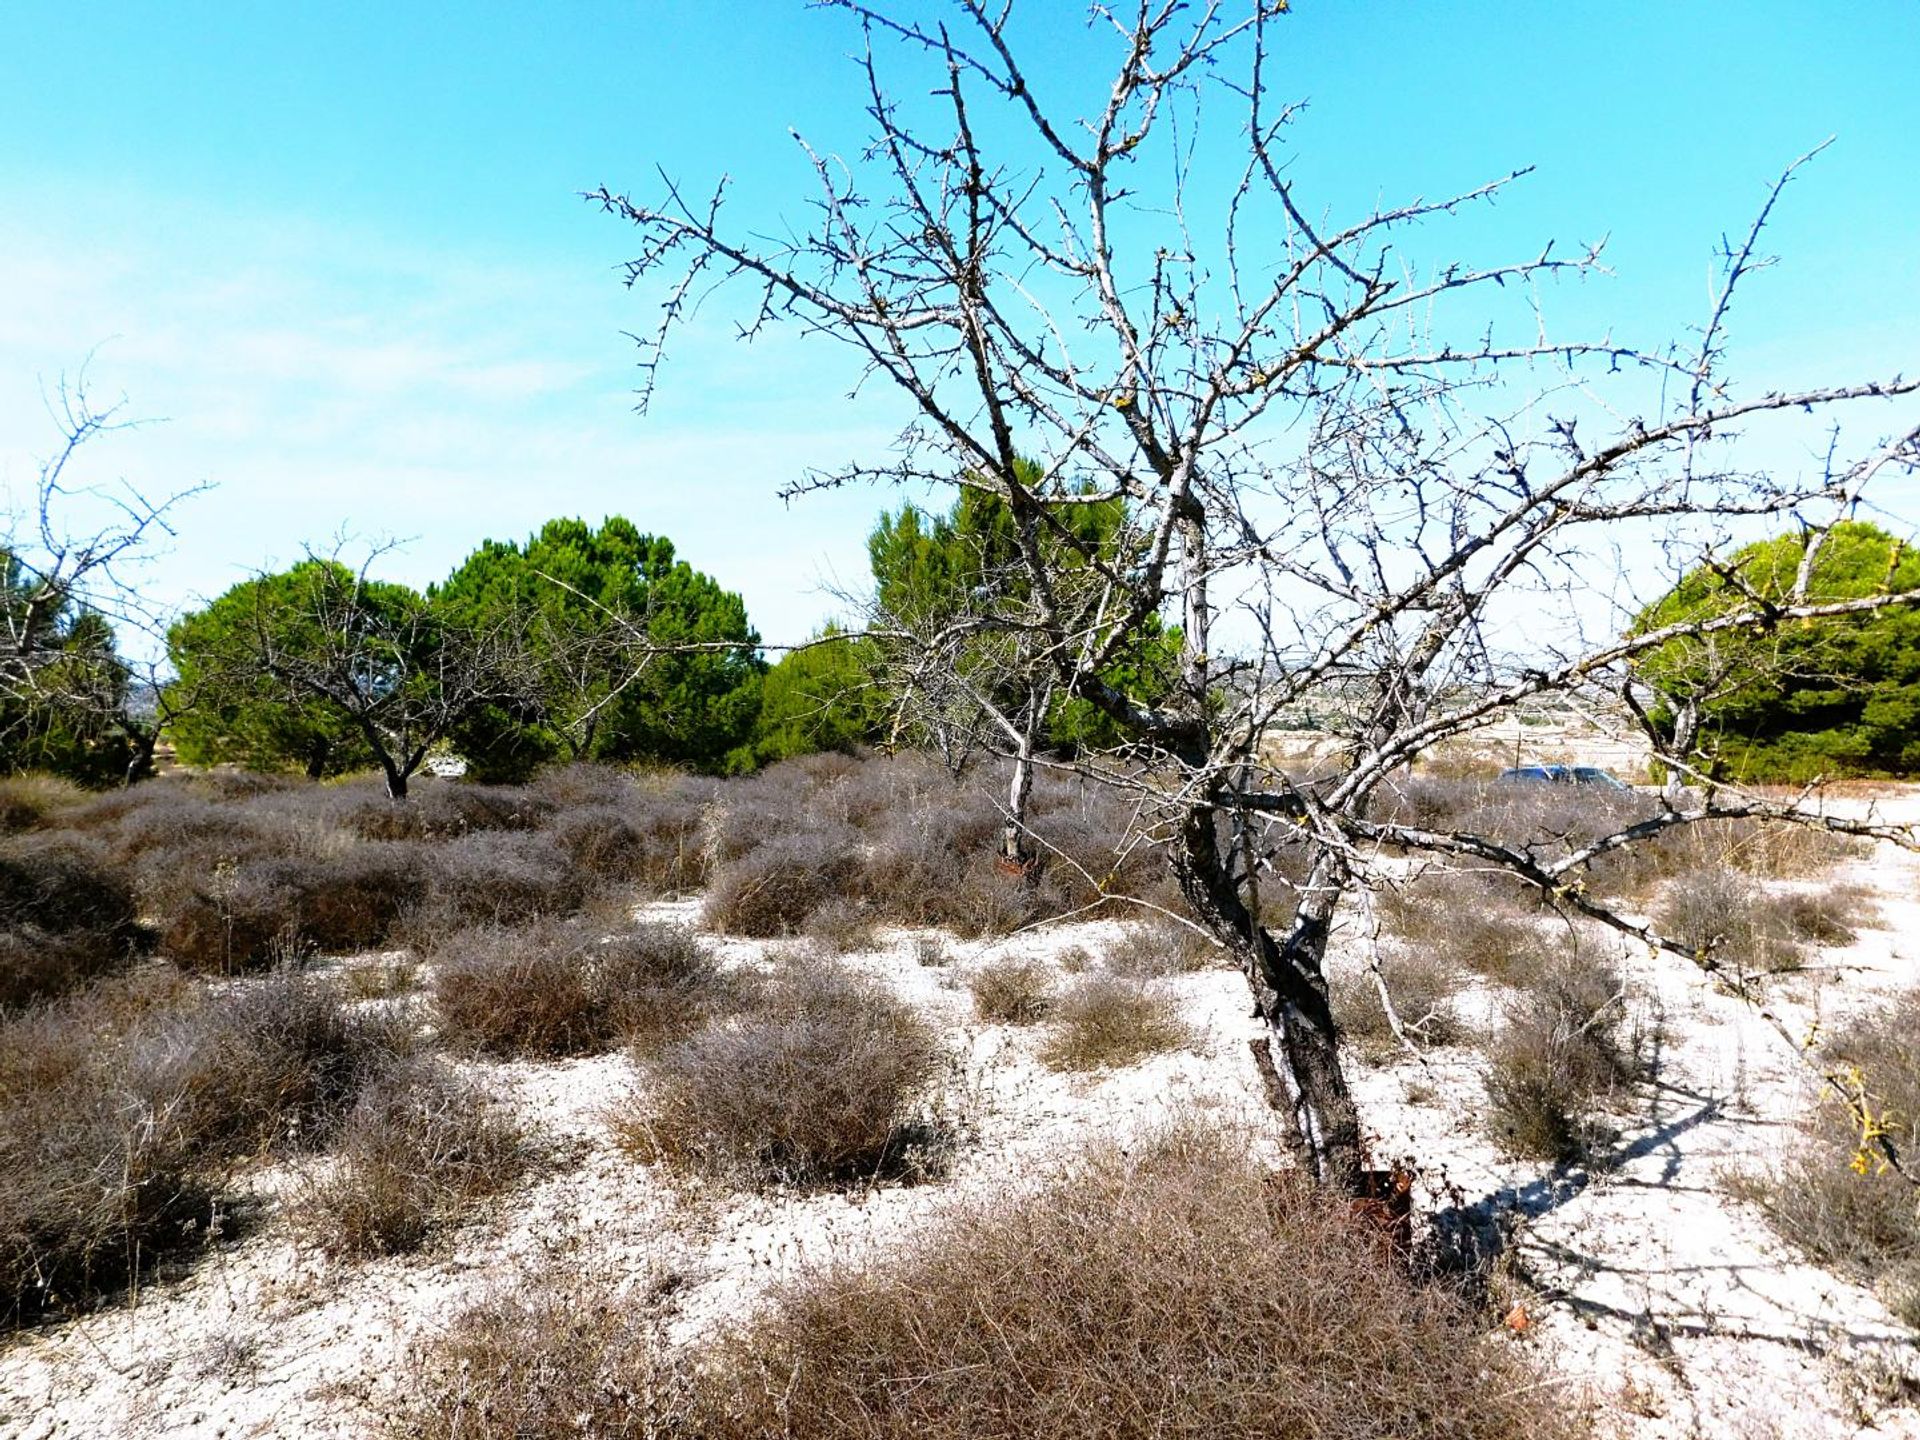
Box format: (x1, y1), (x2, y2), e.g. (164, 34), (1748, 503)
(801, 896), (880, 953)
(432, 919), (730, 1059)
(619, 960), (948, 1188)
(1331, 950), (1466, 1059)
(1104, 916), (1217, 977)
(405, 831), (590, 936)
(393, 1130), (1577, 1440)
(1483, 948), (1643, 1162)
(966, 954), (1054, 1023)
(0, 774), (86, 833)
(682, 1127), (1580, 1440)
(1732, 989), (1920, 1330)
(0, 968), (406, 1318)
(156, 845), (428, 972)
(1653, 869), (1869, 977)
(390, 1269), (671, 1439)
(1378, 867), (1551, 987)
(1039, 973), (1191, 1072)
(702, 829), (861, 937)
(0, 839), (145, 1009)
(298, 1057), (529, 1259)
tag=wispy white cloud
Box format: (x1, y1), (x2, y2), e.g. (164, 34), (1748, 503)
(0, 187), (901, 655)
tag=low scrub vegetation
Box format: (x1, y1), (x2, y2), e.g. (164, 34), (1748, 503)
(0, 968), (406, 1319)
(1330, 951), (1466, 1059)
(1483, 948), (1644, 1162)
(0, 839), (145, 1008)
(396, 1127), (1579, 1439)
(618, 959), (949, 1188)
(966, 954), (1054, 1023)
(298, 1057), (529, 1259)
(1039, 973), (1190, 1072)
(1655, 868), (1868, 975)
(1104, 916), (1217, 977)
(432, 919), (729, 1059)
(1378, 867), (1553, 987)
(1733, 989), (1920, 1330)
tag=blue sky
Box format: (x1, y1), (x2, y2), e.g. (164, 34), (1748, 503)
(2, 1), (1915, 653)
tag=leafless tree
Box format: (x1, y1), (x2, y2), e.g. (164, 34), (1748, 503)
(2, 371), (206, 778)
(598, 2), (1920, 1191)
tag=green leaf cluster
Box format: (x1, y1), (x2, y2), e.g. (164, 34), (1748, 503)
(1634, 521), (1920, 780)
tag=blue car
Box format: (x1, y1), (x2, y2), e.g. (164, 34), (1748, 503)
(1497, 765), (1632, 790)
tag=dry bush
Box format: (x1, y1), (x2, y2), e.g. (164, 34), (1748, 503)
(802, 896), (880, 953)
(394, 1130), (1578, 1439)
(390, 1269), (674, 1439)
(0, 839), (145, 1009)
(1654, 869), (1869, 977)
(1331, 950), (1466, 1059)
(433, 919), (730, 1058)
(0, 977), (209, 1318)
(0, 967), (404, 1317)
(620, 960), (948, 1188)
(1378, 868), (1552, 987)
(134, 968), (410, 1157)
(967, 954), (1054, 1024)
(1039, 973), (1191, 1072)
(299, 1058), (529, 1259)
(0, 775), (86, 833)
(155, 844), (428, 972)
(1483, 948), (1642, 1161)
(404, 831), (590, 937)
(702, 828), (861, 937)
(684, 1127), (1579, 1440)
(1732, 989), (1920, 1330)
(315, 777), (556, 842)
(1104, 916), (1217, 977)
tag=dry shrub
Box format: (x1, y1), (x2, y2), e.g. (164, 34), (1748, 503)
(620, 960), (947, 1188)
(967, 954), (1054, 1023)
(1483, 948), (1642, 1161)
(685, 1127), (1579, 1440)
(1379, 868), (1551, 987)
(1653, 869), (1868, 976)
(801, 896), (879, 953)
(433, 919), (729, 1058)
(0, 839), (145, 1009)
(0, 774), (86, 833)
(299, 1057), (529, 1259)
(702, 829), (860, 937)
(134, 969), (410, 1157)
(390, 1269), (673, 1439)
(405, 831), (589, 937)
(317, 777), (556, 842)
(1039, 973), (1190, 1072)
(1331, 950), (1466, 1059)
(0, 968), (404, 1317)
(0, 978), (210, 1317)
(156, 844), (428, 972)
(1733, 989), (1920, 1330)
(1104, 916), (1217, 977)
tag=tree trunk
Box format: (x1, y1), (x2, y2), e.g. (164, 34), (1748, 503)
(1001, 744), (1035, 867)
(379, 756), (409, 800)
(1172, 804), (1365, 1193)
(1665, 699), (1700, 806)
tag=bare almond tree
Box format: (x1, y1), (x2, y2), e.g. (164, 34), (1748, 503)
(3, 371), (207, 776)
(598, 2), (1920, 1191)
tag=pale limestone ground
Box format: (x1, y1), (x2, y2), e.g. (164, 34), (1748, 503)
(2, 821), (1918, 1440)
